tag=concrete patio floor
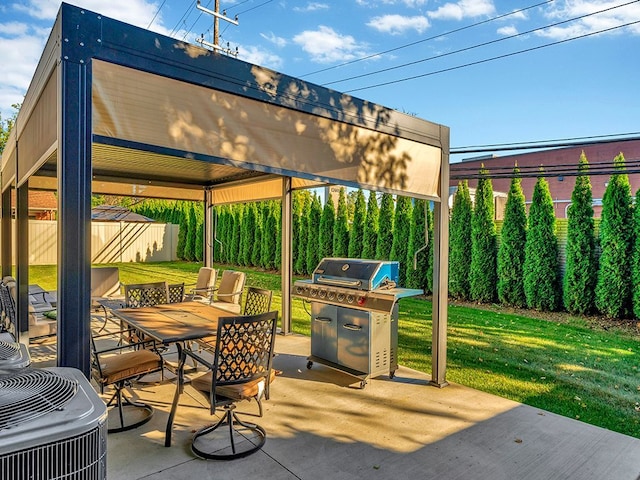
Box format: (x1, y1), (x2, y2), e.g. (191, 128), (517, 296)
(30, 334), (640, 480)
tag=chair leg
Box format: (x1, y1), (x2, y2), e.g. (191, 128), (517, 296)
(106, 382), (154, 433)
(191, 404), (266, 460)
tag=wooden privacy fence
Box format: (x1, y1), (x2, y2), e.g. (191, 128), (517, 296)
(4, 220), (179, 265)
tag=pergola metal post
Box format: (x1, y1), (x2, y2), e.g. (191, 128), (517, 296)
(430, 126), (450, 387)
(204, 188), (213, 267)
(56, 51), (93, 377)
(16, 184), (29, 339)
(1, 188), (12, 278)
(280, 177), (292, 334)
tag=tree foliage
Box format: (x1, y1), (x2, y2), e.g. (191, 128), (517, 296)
(348, 189), (366, 258)
(632, 188), (640, 318)
(449, 181), (473, 299)
(469, 168), (497, 303)
(596, 153), (633, 318)
(333, 188), (350, 257)
(306, 195), (322, 273)
(390, 195), (412, 286)
(523, 175), (561, 311)
(376, 193), (394, 260)
(497, 168), (527, 307)
(295, 193), (311, 274)
(564, 153), (597, 314)
(319, 195), (335, 259)
(362, 192), (379, 259)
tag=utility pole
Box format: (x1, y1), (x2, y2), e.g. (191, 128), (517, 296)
(196, 0), (239, 56)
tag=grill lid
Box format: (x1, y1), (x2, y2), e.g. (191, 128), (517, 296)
(312, 258), (399, 290)
(0, 369), (78, 430)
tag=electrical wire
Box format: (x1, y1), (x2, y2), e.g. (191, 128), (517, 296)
(343, 19), (640, 93)
(301, 0), (555, 78)
(169, 0), (197, 36)
(328, 0), (639, 88)
(453, 132), (640, 152)
(147, 0), (168, 29)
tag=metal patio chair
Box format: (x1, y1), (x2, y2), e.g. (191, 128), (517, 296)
(189, 310), (278, 460)
(209, 270), (246, 314)
(242, 287), (273, 316)
(184, 267), (218, 303)
(124, 281), (169, 308)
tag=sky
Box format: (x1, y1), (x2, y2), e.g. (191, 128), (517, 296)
(0, 0), (639, 162)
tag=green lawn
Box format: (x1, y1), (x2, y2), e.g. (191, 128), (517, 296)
(30, 261), (640, 438)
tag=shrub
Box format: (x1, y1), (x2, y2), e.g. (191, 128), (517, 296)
(449, 181), (472, 299)
(390, 195), (412, 285)
(376, 193), (394, 260)
(362, 192), (379, 259)
(348, 189), (366, 258)
(470, 167), (497, 303)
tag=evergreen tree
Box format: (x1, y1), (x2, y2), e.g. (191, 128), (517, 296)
(274, 202), (282, 269)
(194, 203), (204, 262)
(333, 188), (350, 257)
(469, 167), (498, 303)
(406, 199), (429, 292)
(348, 189), (366, 258)
(184, 203), (196, 261)
(523, 174), (561, 311)
(497, 168), (527, 307)
(596, 154), (633, 318)
(564, 153), (597, 314)
(319, 195), (335, 259)
(390, 195), (412, 285)
(295, 194), (311, 274)
(262, 204), (278, 270)
(292, 193), (302, 270)
(632, 188), (640, 318)
(230, 206), (242, 265)
(241, 203), (257, 266)
(376, 193), (394, 260)
(449, 181), (473, 299)
(306, 195), (322, 273)
(424, 204), (434, 295)
(176, 202), (188, 260)
(362, 192), (379, 259)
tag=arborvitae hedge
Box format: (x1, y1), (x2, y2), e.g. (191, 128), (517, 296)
(230, 206), (242, 264)
(194, 204), (204, 262)
(449, 181), (473, 300)
(362, 192), (379, 259)
(406, 199), (427, 291)
(390, 195), (412, 286)
(319, 195), (335, 259)
(333, 188), (350, 257)
(176, 202), (188, 260)
(469, 167), (497, 303)
(306, 195), (322, 272)
(295, 195), (310, 274)
(564, 153), (597, 314)
(348, 189), (366, 258)
(596, 154), (633, 318)
(497, 169), (527, 307)
(523, 175), (561, 311)
(632, 188), (640, 318)
(376, 193), (394, 260)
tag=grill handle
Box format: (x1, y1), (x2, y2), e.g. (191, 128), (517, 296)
(342, 323), (362, 331)
(314, 317), (332, 324)
(316, 277), (362, 288)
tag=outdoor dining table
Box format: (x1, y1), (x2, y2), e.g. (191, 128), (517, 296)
(109, 301), (232, 447)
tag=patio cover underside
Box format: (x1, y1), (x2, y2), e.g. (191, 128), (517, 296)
(0, 3), (449, 381)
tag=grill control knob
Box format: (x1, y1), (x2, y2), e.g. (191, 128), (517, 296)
(319, 289), (327, 298)
(327, 291), (335, 300)
(347, 295), (354, 304)
(337, 293), (345, 302)
(357, 296), (366, 306)
(310, 289), (318, 297)
(295, 286), (303, 294)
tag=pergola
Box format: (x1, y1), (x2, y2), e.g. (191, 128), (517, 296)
(0, 3), (450, 385)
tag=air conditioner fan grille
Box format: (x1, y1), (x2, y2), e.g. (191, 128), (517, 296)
(0, 369), (78, 430)
(0, 341), (20, 360)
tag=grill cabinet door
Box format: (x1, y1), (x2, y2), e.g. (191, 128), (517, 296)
(337, 307), (370, 373)
(311, 303), (338, 362)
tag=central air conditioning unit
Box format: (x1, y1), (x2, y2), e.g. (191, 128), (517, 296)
(0, 340), (30, 369)
(0, 367), (108, 480)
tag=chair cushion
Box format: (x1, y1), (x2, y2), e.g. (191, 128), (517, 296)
(98, 349), (162, 385)
(208, 301), (241, 313)
(192, 369), (277, 401)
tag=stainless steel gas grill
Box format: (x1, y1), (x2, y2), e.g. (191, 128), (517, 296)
(293, 258), (422, 388)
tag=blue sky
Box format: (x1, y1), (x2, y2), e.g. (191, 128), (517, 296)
(1, 0), (638, 162)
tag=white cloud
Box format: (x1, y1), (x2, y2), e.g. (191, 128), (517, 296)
(428, 0), (496, 21)
(497, 25), (518, 36)
(367, 14), (430, 35)
(381, 0), (428, 6)
(293, 3), (330, 13)
(260, 31), (287, 48)
(238, 45), (284, 70)
(293, 26), (369, 63)
(538, 1), (640, 39)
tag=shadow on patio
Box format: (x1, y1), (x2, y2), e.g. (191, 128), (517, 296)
(28, 334), (640, 480)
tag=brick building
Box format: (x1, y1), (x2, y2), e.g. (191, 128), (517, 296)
(450, 139), (640, 218)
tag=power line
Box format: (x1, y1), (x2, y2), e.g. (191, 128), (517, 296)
(327, 0), (639, 88)
(343, 19), (640, 93)
(147, 0), (168, 29)
(301, 0), (555, 79)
